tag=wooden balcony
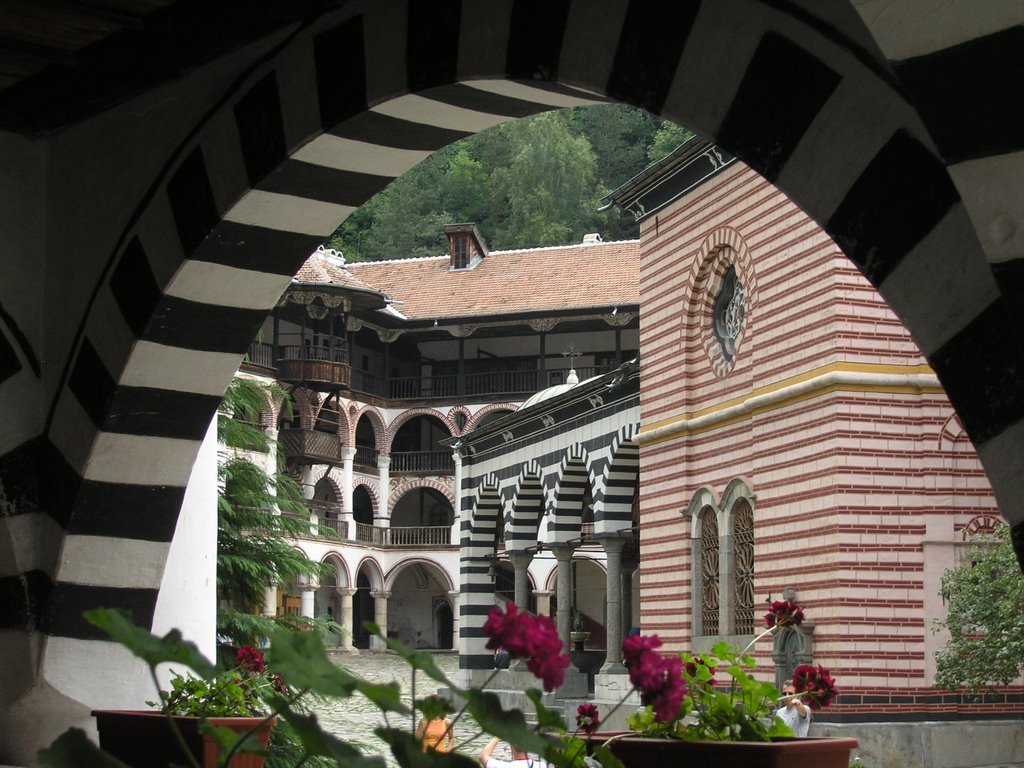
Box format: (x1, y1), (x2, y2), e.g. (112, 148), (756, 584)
(354, 524), (452, 547)
(279, 428), (342, 464)
(390, 450), (454, 475)
(277, 343), (351, 390)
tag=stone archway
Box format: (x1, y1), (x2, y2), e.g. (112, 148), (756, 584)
(1, 3), (1022, 762)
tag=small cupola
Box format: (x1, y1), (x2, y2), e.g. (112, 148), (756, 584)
(443, 223), (489, 270)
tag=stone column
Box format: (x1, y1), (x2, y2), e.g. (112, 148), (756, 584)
(370, 590), (391, 651)
(262, 585), (278, 618)
(377, 454), (391, 527)
(342, 447), (356, 536)
(300, 585), (316, 619)
(550, 545), (575, 651)
(338, 587), (358, 653)
(448, 590), (461, 652)
(533, 590), (553, 618)
(301, 465), (317, 536)
(508, 552), (534, 610)
(451, 449), (463, 545)
(599, 537), (626, 674)
(265, 427), (279, 492)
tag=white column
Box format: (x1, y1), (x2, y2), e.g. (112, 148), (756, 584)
(534, 590), (553, 618)
(451, 450), (463, 545)
(301, 465), (318, 536)
(262, 585), (278, 618)
(338, 587), (358, 653)
(448, 590), (461, 653)
(342, 446), (356, 534)
(265, 426), (279, 491)
(300, 586), (316, 619)
(508, 552), (533, 610)
(376, 454), (391, 527)
(371, 591), (391, 651)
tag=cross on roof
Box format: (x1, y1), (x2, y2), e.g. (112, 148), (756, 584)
(562, 345), (581, 366)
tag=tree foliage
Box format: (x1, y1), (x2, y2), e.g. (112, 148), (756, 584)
(217, 378), (334, 645)
(934, 523), (1024, 692)
(328, 104), (694, 260)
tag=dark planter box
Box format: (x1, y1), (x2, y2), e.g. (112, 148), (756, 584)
(92, 709), (274, 768)
(588, 733), (859, 768)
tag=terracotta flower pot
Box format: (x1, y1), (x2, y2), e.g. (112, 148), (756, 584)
(587, 733), (859, 768)
(92, 709), (275, 768)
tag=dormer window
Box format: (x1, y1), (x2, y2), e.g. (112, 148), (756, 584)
(444, 223), (489, 271)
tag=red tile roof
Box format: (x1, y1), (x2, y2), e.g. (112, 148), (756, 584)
(347, 239), (640, 320)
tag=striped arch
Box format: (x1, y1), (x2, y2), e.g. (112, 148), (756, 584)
(448, 404), (472, 435)
(384, 557), (455, 593)
(382, 407), (457, 453)
(506, 461), (545, 553)
(461, 475), (502, 671)
(6, 1), (1022, 740)
(352, 480), (381, 517)
(284, 388), (319, 430)
(320, 552), (352, 590)
(720, 477), (756, 528)
(347, 404), (387, 450)
(595, 424), (640, 535)
(464, 403), (519, 433)
(313, 467), (343, 497)
(388, 477), (457, 517)
(354, 557), (385, 593)
(548, 446), (594, 546)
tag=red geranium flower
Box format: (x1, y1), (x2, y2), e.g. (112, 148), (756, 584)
(764, 600), (804, 630)
(621, 633), (687, 723)
(235, 646), (265, 673)
(483, 602), (570, 692)
(576, 703), (601, 734)
(791, 664), (839, 710)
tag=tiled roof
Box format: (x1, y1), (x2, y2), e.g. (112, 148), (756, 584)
(293, 248), (380, 294)
(347, 239), (640, 320)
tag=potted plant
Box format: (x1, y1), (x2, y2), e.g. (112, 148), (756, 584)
(44, 602), (853, 768)
(92, 638), (279, 768)
(572, 600), (855, 768)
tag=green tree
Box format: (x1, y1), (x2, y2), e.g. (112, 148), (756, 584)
(647, 121), (695, 164)
(934, 523), (1024, 692)
(490, 111), (604, 248)
(217, 378), (334, 646)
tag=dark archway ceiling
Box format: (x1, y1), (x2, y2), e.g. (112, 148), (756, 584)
(0, 0), (338, 134)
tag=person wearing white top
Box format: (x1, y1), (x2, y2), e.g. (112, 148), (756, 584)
(775, 682), (812, 737)
(479, 737), (549, 768)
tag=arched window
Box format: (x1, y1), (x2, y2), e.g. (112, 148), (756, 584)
(732, 500), (755, 635)
(700, 509), (720, 636)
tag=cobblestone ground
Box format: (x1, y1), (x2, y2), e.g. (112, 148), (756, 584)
(314, 651), (496, 764)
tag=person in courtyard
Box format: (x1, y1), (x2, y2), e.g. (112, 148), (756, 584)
(415, 714), (454, 753)
(479, 737), (548, 768)
(776, 681), (811, 736)
(493, 644), (511, 669)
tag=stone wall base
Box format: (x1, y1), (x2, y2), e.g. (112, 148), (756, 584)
(813, 720), (1024, 768)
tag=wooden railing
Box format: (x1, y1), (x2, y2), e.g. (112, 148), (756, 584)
(354, 446), (379, 469)
(390, 450), (454, 474)
(279, 428), (342, 463)
(354, 524), (452, 547)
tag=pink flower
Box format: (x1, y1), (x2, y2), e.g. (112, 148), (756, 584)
(235, 646), (265, 673)
(621, 633), (687, 723)
(792, 664), (839, 710)
(764, 600), (804, 629)
(483, 603), (570, 692)
(576, 703), (600, 734)
(622, 633), (662, 667)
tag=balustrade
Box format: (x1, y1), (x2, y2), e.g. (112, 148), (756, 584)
(354, 524), (452, 547)
(389, 450), (454, 474)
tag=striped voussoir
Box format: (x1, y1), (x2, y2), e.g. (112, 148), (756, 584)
(0, 0), (1019, 706)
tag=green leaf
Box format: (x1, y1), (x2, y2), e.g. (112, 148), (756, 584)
(524, 689), (567, 731)
(592, 743), (627, 768)
(462, 690), (552, 755)
(368, 623), (457, 689)
(38, 728), (132, 768)
(375, 728), (479, 768)
(264, 627), (361, 699)
(280, 709), (387, 767)
(84, 608), (216, 679)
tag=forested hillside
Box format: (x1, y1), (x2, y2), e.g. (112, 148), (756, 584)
(328, 104), (692, 261)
